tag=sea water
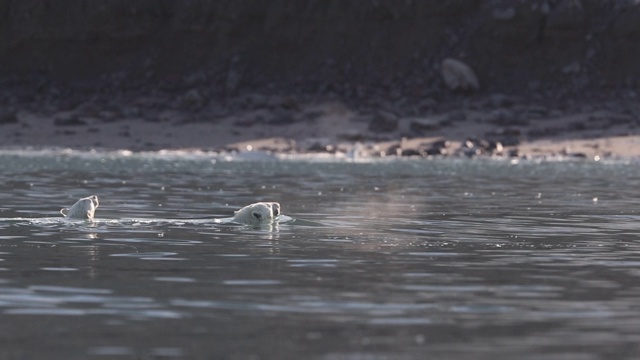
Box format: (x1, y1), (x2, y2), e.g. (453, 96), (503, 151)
(0, 150), (639, 359)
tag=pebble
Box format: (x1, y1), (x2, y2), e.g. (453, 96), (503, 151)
(385, 143), (402, 156)
(489, 93), (515, 108)
(180, 89), (204, 108)
(98, 111), (118, 122)
(486, 109), (526, 126)
(492, 7), (516, 21)
(225, 69), (241, 93)
(54, 114), (87, 126)
(401, 149), (421, 157)
(423, 139), (450, 156)
(409, 119), (440, 133)
(0, 111), (18, 124)
(417, 98), (438, 113)
(339, 130), (366, 142)
(368, 111), (399, 133)
(244, 93), (269, 108)
(264, 109), (296, 125)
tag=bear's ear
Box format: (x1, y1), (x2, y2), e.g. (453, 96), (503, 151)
(252, 211), (262, 220)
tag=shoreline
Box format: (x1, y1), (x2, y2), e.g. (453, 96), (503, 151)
(2, 90), (640, 161)
(2, 1), (640, 162)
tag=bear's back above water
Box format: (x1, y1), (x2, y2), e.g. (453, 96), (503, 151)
(61, 195), (99, 220)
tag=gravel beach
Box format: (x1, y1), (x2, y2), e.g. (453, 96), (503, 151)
(2, 1), (640, 160)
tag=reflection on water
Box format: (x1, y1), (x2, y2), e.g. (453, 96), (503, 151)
(0, 151), (639, 359)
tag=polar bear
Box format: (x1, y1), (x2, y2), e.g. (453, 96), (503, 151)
(231, 202), (280, 226)
(60, 195), (99, 220)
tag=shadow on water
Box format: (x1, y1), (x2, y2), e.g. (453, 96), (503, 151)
(0, 151), (639, 359)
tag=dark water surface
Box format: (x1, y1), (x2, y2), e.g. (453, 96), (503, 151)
(1, 150), (639, 359)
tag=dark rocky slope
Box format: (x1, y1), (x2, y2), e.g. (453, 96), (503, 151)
(2, 0), (640, 97)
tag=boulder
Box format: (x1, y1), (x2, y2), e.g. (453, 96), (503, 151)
(441, 58), (479, 91)
(368, 111), (398, 133)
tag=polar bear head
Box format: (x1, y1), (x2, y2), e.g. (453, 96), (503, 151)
(61, 195), (99, 220)
(232, 202), (280, 226)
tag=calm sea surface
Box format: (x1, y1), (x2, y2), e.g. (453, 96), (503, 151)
(0, 150), (639, 360)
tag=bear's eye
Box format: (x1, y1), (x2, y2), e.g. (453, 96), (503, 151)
(252, 211), (262, 220)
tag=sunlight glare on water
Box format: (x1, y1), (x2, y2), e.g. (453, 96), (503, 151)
(0, 150), (639, 359)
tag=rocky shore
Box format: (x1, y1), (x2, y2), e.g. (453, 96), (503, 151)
(2, 1), (640, 160)
(2, 80), (640, 160)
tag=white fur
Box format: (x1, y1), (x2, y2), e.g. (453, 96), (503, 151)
(60, 195), (99, 220)
(232, 202), (280, 226)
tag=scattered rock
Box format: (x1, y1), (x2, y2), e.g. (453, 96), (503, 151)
(446, 110), (467, 122)
(417, 98), (438, 113)
(458, 137), (508, 157)
(183, 72), (208, 87)
(486, 109), (526, 126)
(492, 7), (516, 21)
(225, 69), (241, 94)
(267, 96), (299, 111)
(612, 7), (640, 37)
(244, 93), (269, 108)
(425, 147), (446, 156)
(306, 140), (336, 153)
(528, 127), (560, 138)
(569, 120), (586, 131)
(561, 61), (581, 75)
(607, 114), (634, 125)
(401, 148), (421, 157)
(368, 111), (399, 133)
(484, 140), (503, 154)
(489, 93), (515, 108)
(339, 130), (366, 142)
(180, 89), (204, 109)
(54, 114), (87, 126)
(568, 152), (587, 158)
(545, 0), (585, 31)
(56, 129), (76, 136)
(487, 128), (521, 147)
(0, 111), (18, 125)
(488, 127), (521, 137)
(234, 116), (260, 127)
(441, 58), (480, 91)
(526, 105), (549, 118)
(265, 109), (296, 125)
(305, 142), (325, 152)
(385, 143), (402, 156)
(98, 110), (118, 122)
(422, 139), (450, 156)
(121, 107), (141, 118)
(409, 118), (440, 133)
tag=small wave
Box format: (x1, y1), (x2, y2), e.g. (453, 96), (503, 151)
(0, 214), (298, 229)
